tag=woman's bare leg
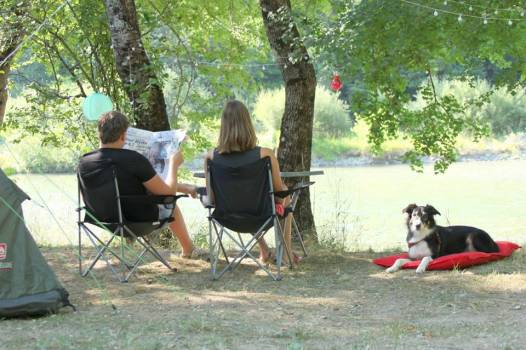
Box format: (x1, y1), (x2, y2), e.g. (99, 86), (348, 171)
(258, 239), (271, 262)
(281, 195), (295, 265)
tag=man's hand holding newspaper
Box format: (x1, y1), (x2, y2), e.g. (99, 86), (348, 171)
(124, 127), (186, 179)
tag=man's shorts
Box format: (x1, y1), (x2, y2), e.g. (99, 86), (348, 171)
(158, 205), (173, 220)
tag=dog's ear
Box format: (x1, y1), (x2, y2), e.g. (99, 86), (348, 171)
(402, 204), (417, 215)
(425, 204), (441, 216)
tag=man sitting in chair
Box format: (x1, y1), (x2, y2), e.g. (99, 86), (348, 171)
(78, 111), (206, 259)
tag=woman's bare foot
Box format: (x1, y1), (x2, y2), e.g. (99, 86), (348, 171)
(283, 252), (302, 267)
(259, 250), (274, 264)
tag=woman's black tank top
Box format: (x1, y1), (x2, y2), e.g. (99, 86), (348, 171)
(212, 146), (261, 167)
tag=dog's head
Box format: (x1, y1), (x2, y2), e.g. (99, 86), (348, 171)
(403, 204), (441, 243)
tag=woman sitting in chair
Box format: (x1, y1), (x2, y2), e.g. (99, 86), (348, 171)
(205, 100), (301, 266)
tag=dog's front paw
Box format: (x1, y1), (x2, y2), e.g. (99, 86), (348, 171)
(415, 266), (426, 274)
(385, 266), (398, 273)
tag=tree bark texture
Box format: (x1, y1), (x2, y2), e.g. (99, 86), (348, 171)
(0, 59), (11, 125)
(104, 0), (169, 131)
(260, 0), (318, 242)
(0, 2), (29, 125)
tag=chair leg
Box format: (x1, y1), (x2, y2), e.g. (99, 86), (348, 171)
(211, 224), (232, 280)
(82, 228), (124, 282)
(123, 226), (176, 272)
(79, 223), (177, 282)
(140, 235), (175, 271)
(207, 217), (283, 281)
(274, 218), (284, 279)
(123, 246), (149, 282)
(120, 227), (126, 280)
(212, 221), (230, 264)
(226, 229), (264, 272)
(209, 220), (223, 280)
(214, 218), (282, 281)
(78, 223), (83, 275)
(276, 217), (293, 269)
(292, 216), (308, 257)
(85, 227), (132, 267)
(228, 229), (280, 281)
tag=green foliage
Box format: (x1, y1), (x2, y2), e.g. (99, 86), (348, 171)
(312, 119), (412, 160)
(311, 117), (523, 162)
(5, 0), (270, 157)
(0, 135), (80, 173)
(5, 0), (524, 175)
(312, 137), (354, 161)
(4, 0), (126, 150)
(484, 88), (526, 135)
(140, 0), (269, 152)
(253, 85), (352, 143)
(410, 79), (526, 136)
(306, 0), (526, 172)
(314, 87), (353, 137)
(252, 88), (284, 147)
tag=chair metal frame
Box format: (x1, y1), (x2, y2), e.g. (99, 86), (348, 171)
(203, 158), (311, 281)
(77, 170), (186, 283)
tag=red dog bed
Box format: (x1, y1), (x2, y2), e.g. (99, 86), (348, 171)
(373, 241), (520, 270)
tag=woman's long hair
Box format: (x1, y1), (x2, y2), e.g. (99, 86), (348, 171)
(217, 100), (257, 154)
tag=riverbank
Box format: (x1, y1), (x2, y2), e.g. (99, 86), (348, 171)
(2, 131), (525, 174)
(312, 148), (526, 167)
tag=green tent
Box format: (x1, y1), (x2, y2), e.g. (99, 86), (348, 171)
(0, 169), (72, 318)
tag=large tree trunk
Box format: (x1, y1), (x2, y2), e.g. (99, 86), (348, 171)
(0, 1), (29, 125)
(0, 59), (11, 125)
(260, 0), (318, 242)
(104, 0), (169, 131)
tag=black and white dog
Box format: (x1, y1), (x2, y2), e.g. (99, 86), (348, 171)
(386, 204), (499, 273)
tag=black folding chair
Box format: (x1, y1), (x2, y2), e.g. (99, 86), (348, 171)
(77, 163), (187, 283)
(201, 156), (312, 281)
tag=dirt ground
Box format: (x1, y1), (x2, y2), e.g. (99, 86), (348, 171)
(2, 245), (526, 350)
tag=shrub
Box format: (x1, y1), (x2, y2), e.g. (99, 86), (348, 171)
(409, 79), (526, 136)
(253, 85), (353, 142)
(0, 136), (80, 173)
(314, 87), (354, 137)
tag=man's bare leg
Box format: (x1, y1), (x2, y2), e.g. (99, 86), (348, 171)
(169, 206), (194, 257)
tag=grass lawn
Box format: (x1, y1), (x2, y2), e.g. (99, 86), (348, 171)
(2, 246), (525, 349)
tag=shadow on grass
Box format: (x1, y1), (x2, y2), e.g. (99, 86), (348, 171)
(5, 244), (524, 349)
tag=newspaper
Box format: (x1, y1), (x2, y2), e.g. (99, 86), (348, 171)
(124, 127), (186, 179)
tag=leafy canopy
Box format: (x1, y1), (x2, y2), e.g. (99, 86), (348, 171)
(4, 0), (270, 158)
(306, 0), (526, 172)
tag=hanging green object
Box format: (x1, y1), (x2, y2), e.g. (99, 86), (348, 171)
(82, 93), (113, 121)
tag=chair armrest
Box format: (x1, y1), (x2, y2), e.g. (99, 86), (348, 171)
(196, 187), (207, 196)
(274, 181), (314, 198)
(119, 194), (188, 206)
(196, 187), (214, 209)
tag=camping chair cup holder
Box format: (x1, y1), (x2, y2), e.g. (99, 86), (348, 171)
(200, 157), (312, 281)
(77, 167), (187, 283)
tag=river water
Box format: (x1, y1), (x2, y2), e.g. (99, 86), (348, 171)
(13, 159), (526, 250)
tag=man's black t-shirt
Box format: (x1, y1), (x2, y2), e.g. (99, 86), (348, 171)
(78, 148), (158, 221)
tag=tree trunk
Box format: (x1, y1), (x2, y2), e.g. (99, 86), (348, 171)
(260, 0), (318, 242)
(103, 0), (169, 131)
(0, 59), (10, 125)
(0, 2), (29, 125)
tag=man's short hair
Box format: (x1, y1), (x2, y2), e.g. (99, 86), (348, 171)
(98, 111), (130, 144)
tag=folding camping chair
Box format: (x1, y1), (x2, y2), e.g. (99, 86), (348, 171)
(77, 164), (187, 283)
(201, 156), (312, 281)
